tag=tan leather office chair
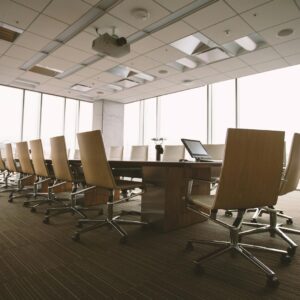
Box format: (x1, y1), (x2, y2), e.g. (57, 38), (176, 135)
(0, 149), (10, 188)
(72, 130), (147, 243)
(109, 146), (123, 160)
(130, 145), (148, 161)
(8, 141), (36, 203)
(162, 145), (185, 162)
(185, 128), (288, 287)
(43, 136), (100, 224)
(240, 132), (300, 256)
(202, 144), (225, 160)
(27, 139), (54, 212)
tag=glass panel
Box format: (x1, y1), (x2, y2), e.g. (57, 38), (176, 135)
(40, 94), (65, 157)
(211, 80), (236, 143)
(23, 90), (41, 141)
(78, 101), (93, 132)
(65, 98), (79, 157)
(0, 86), (23, 148)
(143, 98), (156, 160)
(123, 101), (140, 159)
(238, 64), (300, 155)
(159, 87), (207, 145)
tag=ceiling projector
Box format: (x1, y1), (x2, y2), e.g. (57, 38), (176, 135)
(92, 33), (130, 58)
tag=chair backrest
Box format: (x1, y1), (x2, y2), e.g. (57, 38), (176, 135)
(109, 146), (123, 160)
(130, 145), (148, 161)
(0, 150), (6, 171)
(202, 144), (225, 160)
(279, 133), (300, 195)
(16, 141), (34, 175)
(77, 130), (115, 189)
(5, 143), (17, 172)
(213, 128), (284, 210)
(29, 139), (49, 177)
(50, 136), (73, 182)
(163, 145), (185, 162)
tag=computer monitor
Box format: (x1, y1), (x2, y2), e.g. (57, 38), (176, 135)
(181, 138), (211, 161)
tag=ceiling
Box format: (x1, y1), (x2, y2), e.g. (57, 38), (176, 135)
(1, 0), (300, 103)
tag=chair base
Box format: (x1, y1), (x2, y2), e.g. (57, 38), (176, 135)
(186, 238), (289, 287)
(72, 215), (147, 243)
(249, 208), (293, 225)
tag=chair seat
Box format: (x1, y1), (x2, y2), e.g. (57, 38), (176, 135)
(115, 179), (144, 190)
(190, 194), (215, 210)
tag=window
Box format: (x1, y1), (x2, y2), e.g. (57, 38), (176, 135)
(159, 87), (207, 145)
(143, 98), (156, 160)
(0, 85), (23, 144)
(22, 90), (41, 141)
(211, 80), (236, 144)
(78, 101), (93, 133)
(65, 98), (79, 156)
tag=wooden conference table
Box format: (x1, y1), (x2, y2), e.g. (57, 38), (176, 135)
(109, 160), (222, 232)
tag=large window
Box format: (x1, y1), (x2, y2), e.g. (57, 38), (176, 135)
(0, 86), (23, 145)
(143, 98), (156, 160)
(22, 90), (41, 141)
(159, 87), (207, 145)
(238, 64), (300, 154)
(78, 101), (93, 133)
(65, 98), (79, 155)
(211, 80), (236, 144)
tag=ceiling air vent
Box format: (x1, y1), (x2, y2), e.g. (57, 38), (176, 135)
(0, 23), (23, 42)
(29, 65), (62, 77)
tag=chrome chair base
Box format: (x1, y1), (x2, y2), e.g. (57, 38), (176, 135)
(249, 207), (293, 225)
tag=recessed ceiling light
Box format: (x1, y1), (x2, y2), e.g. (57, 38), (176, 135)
(235, 36), (257, 51)
(176, 57), (197, 69)
(131, 8), (150, 21)
(158, 69), (168, 74)
(277, 28), (294, 37)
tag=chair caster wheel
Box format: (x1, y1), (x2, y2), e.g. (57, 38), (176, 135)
(31, 207), (36, 213)
(287, 246), (296, 256)
(286, 218), (293, 225)
(266, 275), (279, 288)
(43, 217), (49, 224)
(250, 218), (257, 223)
(185, 241), (194, 251)
(280, 253), (291, 264)
(225, 211), (232, 217)
(120, 236), (127, 244)
(72, 232), (80, 241)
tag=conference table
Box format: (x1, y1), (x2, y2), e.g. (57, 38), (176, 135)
(108, 160), (222, 232)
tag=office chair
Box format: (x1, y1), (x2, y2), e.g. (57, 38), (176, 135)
(109, 146), (123, 160)
(184, 128), (288, 287)
(0, 149), (10, 188)
(240, 132), (300, 256)
(43, 136), (101, 224)
(162, 145), (185, 161)
(72, 130), (147, 243)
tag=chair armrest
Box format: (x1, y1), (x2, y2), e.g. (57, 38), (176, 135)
(48, 180), (67, 191)
(71, 185), (96, 197)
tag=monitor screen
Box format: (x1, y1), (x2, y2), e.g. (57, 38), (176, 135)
(181, 138), (209, 159)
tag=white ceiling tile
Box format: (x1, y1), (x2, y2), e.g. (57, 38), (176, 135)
(184, 1), (236, 31)
(241, 0), (300, 31)
(19, 71), (51, 83)
(0, 74), (16, 85)
(152, 21), (196, 43)
(63, 74), (85, 83)
(75, 67), (100, 77)
(274, 38), (300, 56)
(90, 58), (118, 71)
(82, 0), (99, 5)
(259, 18), (300, 46)
(39, 55), (74, 71)
(0, 0), (39, 30)
(142, 79), (174, 91)
(147, 65), (180, 78)
(285, 53), (300, 65)
(166, 72), (198, 84)
(15, 32), (51, 51)
(109, 0), (170, 30)
(0, 40), (11, 55)
(13, 0), (51, 12)
(224, 0), (271, 13)
(252, 58), (289, 72)
(131, 36), (164, 54)
(5, 45), (36, 60)
(239, 47), (281, 65)
(44, 78), (71, 88)
(201, 16), (254, 45)
(201, 73), (231, 84)
(108, 50), (140, 63)
(86, 13), (137, 38)
(184, 65), (219, 78)
(67, 31), (97, 54)
(27, 14), (68, 39)
(0, 56), (23, 68)
(154, 0), (194, 12)
(126, 55), (161, 71)
(210, 57), (248, 72)
(52, 45), (91, 63)
(0, 65), (24, 77)
(146, 45), (185, 63)
(43, 0), (91, 24)
(225, 66), (256, 78)
(96, 71), (121, 83)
